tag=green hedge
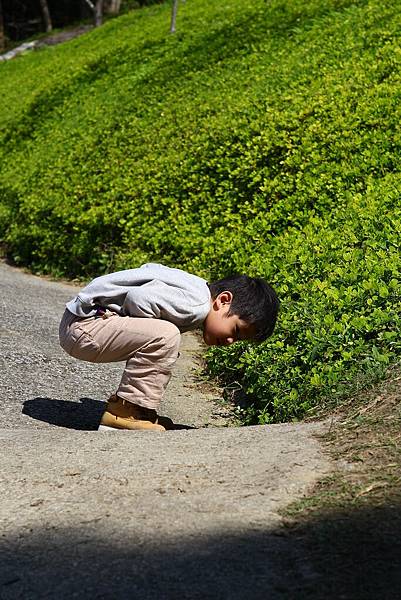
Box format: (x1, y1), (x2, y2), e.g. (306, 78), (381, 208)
(0, 0), (400, 422)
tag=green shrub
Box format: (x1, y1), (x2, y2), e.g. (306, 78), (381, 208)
(0, 0), (400, 422)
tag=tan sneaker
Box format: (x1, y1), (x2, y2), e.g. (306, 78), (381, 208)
(99, 395), (166, 431)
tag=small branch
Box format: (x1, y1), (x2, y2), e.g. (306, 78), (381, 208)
(83, 0), (96, 12)
(170, 0), (179, 34)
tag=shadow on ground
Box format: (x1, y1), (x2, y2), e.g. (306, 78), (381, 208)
(289, 500), (401, 599)
(22, 397), (106, 430)
(22, 397), (194, 430)
(2, 502), (401, 599)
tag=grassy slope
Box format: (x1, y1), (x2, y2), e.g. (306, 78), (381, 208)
(0, 0), (400, 422)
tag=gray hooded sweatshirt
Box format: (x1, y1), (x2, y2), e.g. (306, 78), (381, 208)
(66, 263), (211, 333)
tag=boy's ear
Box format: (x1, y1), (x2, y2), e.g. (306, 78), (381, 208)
(217, 291), (233, 306)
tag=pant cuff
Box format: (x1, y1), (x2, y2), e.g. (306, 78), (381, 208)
(116, 391), (160, 411)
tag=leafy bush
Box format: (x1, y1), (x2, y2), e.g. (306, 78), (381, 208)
(0, 0), (400, 422)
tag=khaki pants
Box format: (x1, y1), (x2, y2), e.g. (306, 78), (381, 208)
(59, 309), (181, 410)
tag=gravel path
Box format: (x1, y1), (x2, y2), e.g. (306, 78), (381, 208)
(0, 261), (332, 599)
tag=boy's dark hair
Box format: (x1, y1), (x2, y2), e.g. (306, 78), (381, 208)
(208, 274), (279, 342)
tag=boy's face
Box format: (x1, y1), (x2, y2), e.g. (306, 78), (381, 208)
(203, 291), (256, 346)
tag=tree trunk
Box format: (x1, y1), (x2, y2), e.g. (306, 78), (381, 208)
(95, 0), (103, 27)
(104, 0), (121, 15)
(83, 0), (103, 27)
(39, 0), (53, 33)
(0, 0), (5, 52)
(170, 0), (179, 33)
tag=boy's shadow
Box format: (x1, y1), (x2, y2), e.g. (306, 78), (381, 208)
(23, 398), (194, 431)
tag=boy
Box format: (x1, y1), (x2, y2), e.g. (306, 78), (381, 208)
(59, 263), (279, 431)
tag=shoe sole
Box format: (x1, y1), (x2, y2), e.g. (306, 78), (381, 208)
(98, 425), (119, 431)
(98, 424), (166, 432)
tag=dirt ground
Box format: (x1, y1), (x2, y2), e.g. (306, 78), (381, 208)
(36, 25), (93, 47)
(0, 25), (93, 61)
(282, 366), (401, 599)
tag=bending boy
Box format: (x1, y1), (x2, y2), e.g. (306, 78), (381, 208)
(59, 263), (279, 431)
